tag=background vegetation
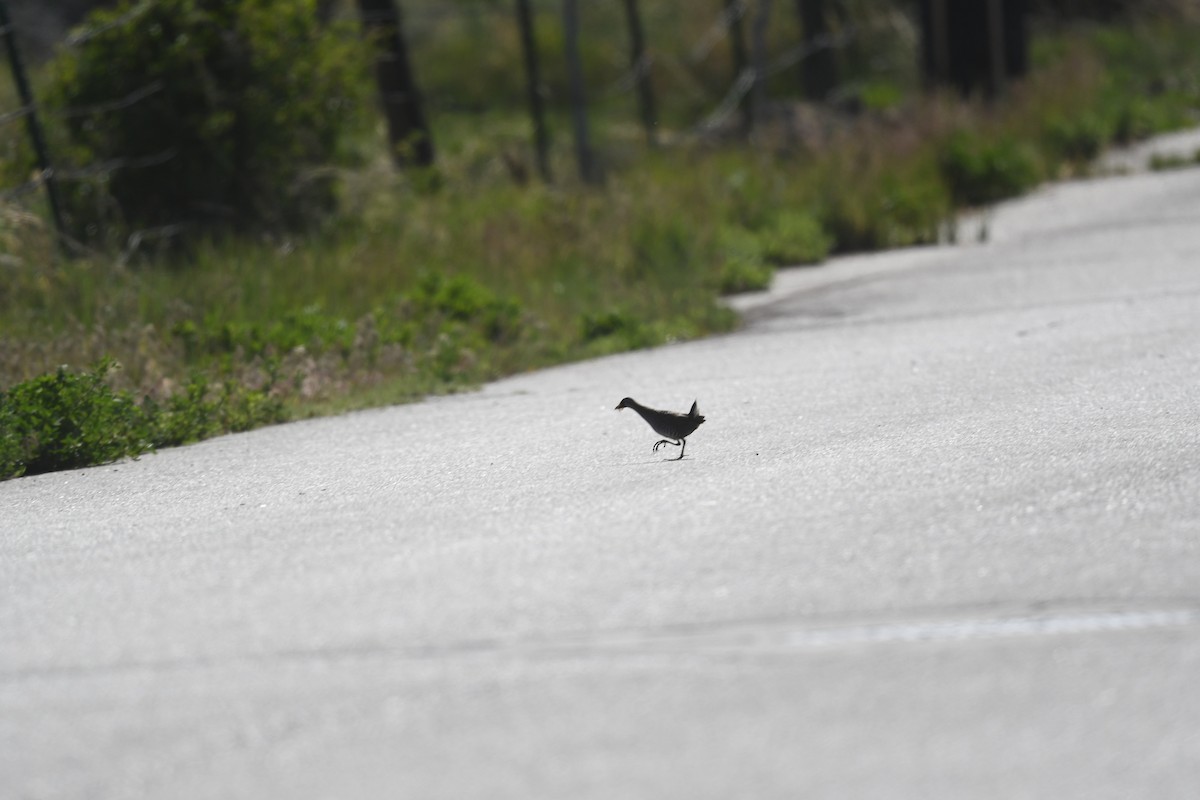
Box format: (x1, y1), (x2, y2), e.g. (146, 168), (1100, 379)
(2, 0), (1199, 478)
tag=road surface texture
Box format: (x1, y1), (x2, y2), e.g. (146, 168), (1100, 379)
(4, 137), (1200, 798)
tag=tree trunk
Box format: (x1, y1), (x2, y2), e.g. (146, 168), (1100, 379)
(355, 0), (434, 167)
(0, 0), (67, 252)
(514, 0), (551, 181)
(918, 0), (1027, 98)
(749, 0), (772, 132)
(795, 0), (835, 100)
(723, 0), (752, 136)
(562, 0), (598, 183)
(621, 0), (658, 147)
(315, 0), (337, 24)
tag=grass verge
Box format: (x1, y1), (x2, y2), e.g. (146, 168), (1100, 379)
(2, 19), (1199, 479)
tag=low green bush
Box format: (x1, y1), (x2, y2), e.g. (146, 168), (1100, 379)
(579, 308), (647, 345)
(820, 167), (949, 252)
(0, 360), (285, 480)
(407, 273), (524, 344)
(759, 211), (832, 266)
(1042, 112), (1111, 164)
(1148, 149), (1200, 171)
(939, 132), (1043, 206)
(0, 359), (152, 479)
(145, 375), (286, 447)
(715, 226), (773, 294)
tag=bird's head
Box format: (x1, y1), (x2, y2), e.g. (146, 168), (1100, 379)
(615, 397), (635, 411)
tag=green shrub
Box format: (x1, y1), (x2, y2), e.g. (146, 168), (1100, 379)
(875, 172), (950, 246)
(47, 0), (368, 242)
(408, 273), (524, 344)
(0, 360), (287, 480)
(0, 359), (153, 479)
(579, 308), (645, 343)
(821, 168), (949, 252)
(629, 215), (694, 278)
(1042, 112), (1111, 164)
(715, 226), (773, 294)
(939, 131), (1042, 206)
(172, 305), (357, 360)
(759, 211), (832, 265)
(1110, 97), (1170, 143)
(146, 375), (285, 447)
(1148, 149), (1200, 171)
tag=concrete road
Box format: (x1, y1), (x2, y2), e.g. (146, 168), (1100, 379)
(4, 146), (1200, 798)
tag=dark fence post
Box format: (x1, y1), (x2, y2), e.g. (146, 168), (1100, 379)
(562, 0), (598, 183)
(621, 0), (658, 147)
(355, 0), (435, 168)
(0, 0), (68, 251)
(515, 0), (551, 181)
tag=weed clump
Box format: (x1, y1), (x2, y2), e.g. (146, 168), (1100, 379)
(579, 309), (651, 351)
(1042, 113), (1111, 164)
(0, 359), (151, 479)
(759, 211), (832, 266)
(716, 227), (773, 294)
(0, 360), (283, 480)
(939, 132), (1043, 206)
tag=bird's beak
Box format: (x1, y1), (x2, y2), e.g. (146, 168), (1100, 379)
(614, 405), (622, 410)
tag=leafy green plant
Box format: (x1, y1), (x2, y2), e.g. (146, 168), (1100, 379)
(715, 226), (773, 294)
(0, 359), (287, 480)
(1148, 149), (1200, 171)
(579, 308), (647, 345)
(172, 305), (357, 361)
(819, 165), (949, 252)
(1110, 97), (1172, 144)
(407, 273), (524, 344)
(759, 211), (832, 266)
(1042, 112), (1111, 164)
(0, 359), (153, 479)
(146, 375), (285, 447)
(939, 131), (1043, 206)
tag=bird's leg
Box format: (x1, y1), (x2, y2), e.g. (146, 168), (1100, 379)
(653, 438), (681, 454)
(676, 439), (686, 460)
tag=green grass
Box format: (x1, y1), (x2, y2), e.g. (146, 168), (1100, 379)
(1149, 149), (1200, 170)
(2, 15), (1200, 479)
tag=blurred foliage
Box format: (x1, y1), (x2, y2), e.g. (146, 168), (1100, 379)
(715, 226), (773, 294)
(44, 0), (370, 243)
(939, 132), (1042, 206)
(759, 210), (834, 265)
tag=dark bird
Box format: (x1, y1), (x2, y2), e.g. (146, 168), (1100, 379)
(615, 397), (705, 460)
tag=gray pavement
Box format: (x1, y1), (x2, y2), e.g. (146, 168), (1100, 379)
(3, 137), (1200, 799)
